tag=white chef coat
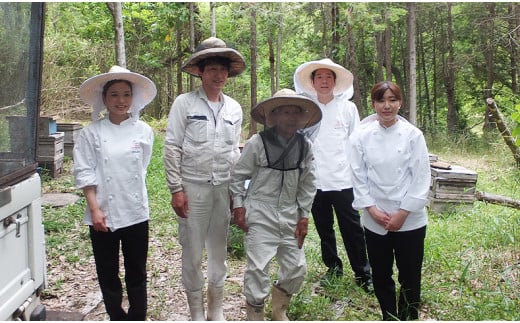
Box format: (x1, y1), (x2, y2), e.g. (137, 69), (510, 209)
(73, 117), (154, 231)
(311, 96), (360, 191)
(349, 115), (430, 235)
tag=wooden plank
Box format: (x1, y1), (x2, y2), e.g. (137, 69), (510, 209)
(430, 165), (478, 180)
(431, 178), (476, 194)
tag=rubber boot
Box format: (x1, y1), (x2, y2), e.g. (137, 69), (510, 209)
(186, 289), (206, 321)
(246, 302), (265, 321)
(271, 285), (291, 321)
(207, 285), (225, 321)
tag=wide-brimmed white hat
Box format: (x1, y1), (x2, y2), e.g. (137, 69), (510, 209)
(79, 65), (157, 121)
(294, 58), (353, 96)
(182, 37), (246, 77)
(251, 89), (322, 129)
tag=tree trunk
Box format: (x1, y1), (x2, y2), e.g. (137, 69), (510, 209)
(345, 5), (361, 111)
(106, 2), (126, 68)
(189, 2), (196, 91)
(276, 3), (283, 93)
(407, 2), (417, 125)
(375, 30), (384, 81)
(418, 28), (432, 132)
(476, 191), (520, 209)
(176, 18), (183, 98)
(384, 11), (392, 81)
(483, 3), (496, 135)
(444, 3), (458, 135)
(268, 29), (275, 95)
(248, 4), (258, 139)
(485, 98), (520, 166)
(509, 3), (519, 94)
(210, 2), (216, 37)
(331, 2), (340, 62)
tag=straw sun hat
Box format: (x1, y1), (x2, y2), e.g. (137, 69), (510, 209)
(293, 58), (354, 96)
(251, 89), (322, 129)
(182, 37), (246, 77)
(79, 65), (157, 121)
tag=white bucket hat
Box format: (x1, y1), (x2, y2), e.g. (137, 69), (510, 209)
(79, 65), (157, 121)
(182, 37), (246, 77)
(251, 89), (322, 129)
(293, 58), (354, 98)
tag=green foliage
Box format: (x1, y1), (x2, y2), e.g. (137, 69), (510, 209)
(512, 103), (520, 146)
(227, 225), (246, 260)
(42, 2), (520, 142)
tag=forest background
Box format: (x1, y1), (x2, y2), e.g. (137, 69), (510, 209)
(22, 1), (520, 321)
(40, 2), (520, 147)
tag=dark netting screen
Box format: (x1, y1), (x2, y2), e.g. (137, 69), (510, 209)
(259, 128), (309, 171)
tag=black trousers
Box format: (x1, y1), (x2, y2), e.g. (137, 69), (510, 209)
(311, 189), (371, 281)
(365, 226), (426, 321)
(90, 221), (149, 321)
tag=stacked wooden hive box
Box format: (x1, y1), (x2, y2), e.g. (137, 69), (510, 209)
(57, 123), (83, 157)
(428, 154), (478, 213)
(37, 116), (64, 178)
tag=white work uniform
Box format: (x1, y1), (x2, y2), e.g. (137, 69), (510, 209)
(73, 117), (154, 231)
(163, 87), (242, 291)
(349, 115), (431, 235)
(312, 97), (359, 190)
(229, 132), (317, 306)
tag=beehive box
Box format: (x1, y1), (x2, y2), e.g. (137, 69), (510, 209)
(37, 132), (64, 162)
(429, 164), (478, 213)
(57, 123), (83, 157)
(38, 116), (57, 137)
(39, 157), (63, 178)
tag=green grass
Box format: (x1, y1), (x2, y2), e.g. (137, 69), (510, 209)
(41, 129), (520, 320)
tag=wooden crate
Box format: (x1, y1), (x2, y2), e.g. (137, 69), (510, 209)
(57, 123), (83, 157)
(38, 116), (57, 137)
(429, 164), (478, 213)
(39, 157), (63, 178)
(57, 123), (83, 144)
(37, 132), (64, 162)
(430, 165), (478, 181)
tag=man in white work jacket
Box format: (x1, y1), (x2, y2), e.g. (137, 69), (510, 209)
(163, 37), (246, 321)
(294, 58), (373, 293)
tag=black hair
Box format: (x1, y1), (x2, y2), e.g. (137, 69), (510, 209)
(311, 69), (336, 81)
(196, 56), (231, 73)
(102, 79), (133, 97)
(370, 81), (402, 102)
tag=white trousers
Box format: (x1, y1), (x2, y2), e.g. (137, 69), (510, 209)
(243, 200), (307, 306)
(178, 181), (231, 291)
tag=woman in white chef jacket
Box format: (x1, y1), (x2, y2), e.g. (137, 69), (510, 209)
(349, 81), (431, 321)
(73, 66), (156, 321)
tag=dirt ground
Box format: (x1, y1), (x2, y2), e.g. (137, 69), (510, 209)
(41, 233), (249, 321)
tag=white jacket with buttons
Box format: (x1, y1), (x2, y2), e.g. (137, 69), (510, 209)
(73, 117), (154, 231)
(349, 115), (430, 235)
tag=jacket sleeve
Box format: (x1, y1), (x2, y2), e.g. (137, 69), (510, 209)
(163, 96), (187, 194)
(229, 135), (259, 208)
(401, 131), (431, 212)
(142, 124), (154, 173)
(296, 140), (317, 219)
(72, 125), (99, 189)
(349, 130), (376, 210)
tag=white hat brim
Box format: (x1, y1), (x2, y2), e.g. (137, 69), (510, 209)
(294, 58), (353, 96)
(79, 68), (157, 120)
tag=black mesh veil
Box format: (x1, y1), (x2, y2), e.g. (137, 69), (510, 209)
(259, 127), (309, 171)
